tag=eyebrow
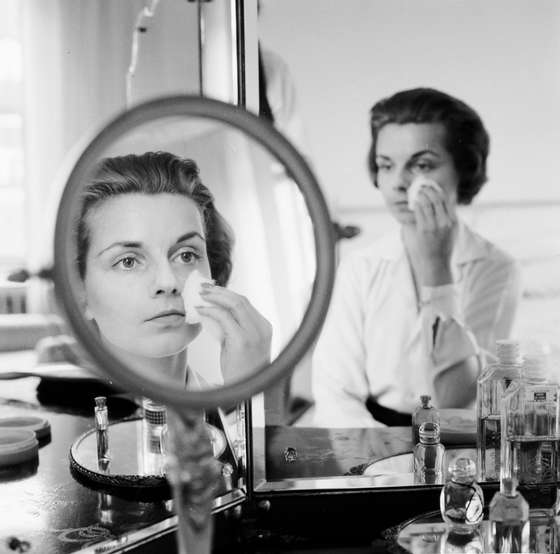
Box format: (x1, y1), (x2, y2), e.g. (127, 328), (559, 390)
(376, 149), (441, 161)
(175, 231), (205, 244)
(96, 232), (205, 257)
(410, 149), (441, 159)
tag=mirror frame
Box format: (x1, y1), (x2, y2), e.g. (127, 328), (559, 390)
(53, 94), (335, 410)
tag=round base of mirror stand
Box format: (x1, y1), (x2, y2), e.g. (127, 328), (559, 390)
(69, 417), (226, 501)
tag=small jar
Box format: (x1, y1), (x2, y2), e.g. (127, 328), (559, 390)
(412, 394), (440, 445)
(440, 457), (484, 534)
(413, 422), (445, 485)
(142, 398), (167, 454)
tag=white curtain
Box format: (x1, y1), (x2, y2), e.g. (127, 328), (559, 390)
(21, 0), (200, 310)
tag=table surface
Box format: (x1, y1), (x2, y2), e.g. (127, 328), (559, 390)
(0, 351), (476, 553)
(0, 352), (174, 554)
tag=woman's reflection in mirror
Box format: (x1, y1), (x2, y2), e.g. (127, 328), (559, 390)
(312, 88), (521, 427)
(76, 151), (272, 388)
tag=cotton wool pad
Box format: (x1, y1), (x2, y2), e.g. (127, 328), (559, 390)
(407, 177), (442, 210)
(182, 269), (215, 324)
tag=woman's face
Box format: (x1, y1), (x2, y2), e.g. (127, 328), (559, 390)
(83, 192), (211, 359)
(374, 122), (460, 225)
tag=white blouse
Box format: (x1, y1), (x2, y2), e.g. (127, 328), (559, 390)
(311, 221), (522, 428)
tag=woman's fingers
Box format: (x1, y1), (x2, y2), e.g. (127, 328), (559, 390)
(415, 186), (455, 230)
(195, 304), (243, 340)
(195, 287), (273, 381)
(197, 285), (272, 341)
(199, 285), (266, 335)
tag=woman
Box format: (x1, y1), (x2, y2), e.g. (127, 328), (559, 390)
(312, 88), (521, 427)
(76, 151), (272, 388)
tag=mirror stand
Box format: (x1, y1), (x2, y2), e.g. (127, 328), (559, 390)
(166, 408), (222, 554)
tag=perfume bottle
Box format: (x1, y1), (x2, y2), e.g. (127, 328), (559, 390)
(501, 357), (560, 511)
(440, 457), (484, 534)
(412, 394), (440, 446)
(488, 478), (530, 553)
(94, 396), (110, 465)
(476, 339), (522, 481)
(413, 422), (445, 484)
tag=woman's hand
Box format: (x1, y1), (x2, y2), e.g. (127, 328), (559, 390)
(409, 185), (458, 285)
(195, 284), (272, 382)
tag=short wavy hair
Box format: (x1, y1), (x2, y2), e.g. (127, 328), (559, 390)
(367, 88), (490, 205)
(76, 151), (234, 285)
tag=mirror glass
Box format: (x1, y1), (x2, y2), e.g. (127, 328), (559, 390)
(70, 417), (227, 496)
(255, 0), (560, 489)
(56, 112), (317, 394)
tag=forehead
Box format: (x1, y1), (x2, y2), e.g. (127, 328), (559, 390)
(376, 122), (448, 156)
(86, 193), (205, 247)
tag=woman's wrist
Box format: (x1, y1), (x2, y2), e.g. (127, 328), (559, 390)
(420, 283), (459, 320)
(420, 259), (453, 286)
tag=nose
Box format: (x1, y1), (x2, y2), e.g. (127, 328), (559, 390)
(151, 259), (181, 297)
(394, 166), (413, 193)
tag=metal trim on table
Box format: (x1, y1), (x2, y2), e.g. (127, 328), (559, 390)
(77, 489), (247, 554)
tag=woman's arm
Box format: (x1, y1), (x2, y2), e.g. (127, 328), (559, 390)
(422, 257), (522, 408)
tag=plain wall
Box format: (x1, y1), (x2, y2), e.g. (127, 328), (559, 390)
(259, 0), (560, 212)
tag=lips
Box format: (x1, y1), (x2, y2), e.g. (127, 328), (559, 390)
(146, 310), (185, 322)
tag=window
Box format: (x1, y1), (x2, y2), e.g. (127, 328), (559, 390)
(0, 0), (24, 275)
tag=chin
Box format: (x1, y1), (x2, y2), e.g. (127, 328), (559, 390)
(149, 326), (201, 357)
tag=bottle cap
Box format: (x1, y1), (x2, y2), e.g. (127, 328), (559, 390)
(94, 396), (107, 410)
(496, 339), (521, 364)
(0, 416), (51, 441)
(501, 477), (518, 496)
(0, 429), (39, 467)
(142, 398), (167, 426)
(420, 395), (431, 407)
(523, 354), (548, 381)
(419, 421), (440, 444)
(449, 457), (476, 481)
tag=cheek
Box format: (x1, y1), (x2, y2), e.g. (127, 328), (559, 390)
(376, 179), (394, 202)
(442, 171), (460, 202)
(85, 273), (136, 323)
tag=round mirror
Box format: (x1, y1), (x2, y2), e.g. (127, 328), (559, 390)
(53, 95), (335, 410)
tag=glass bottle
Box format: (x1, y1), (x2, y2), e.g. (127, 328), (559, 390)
(413, 422), (445, 484)
(140, 397), (168, 475)
(476, 339), (522, 481)
(501, 357), (560, 511)
(488, 478), (530, 553)
(412, 394), (440, 446)
(440, 457), (484, 534)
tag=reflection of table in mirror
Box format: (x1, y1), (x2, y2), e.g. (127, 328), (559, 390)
(69, 417), (227, 500)
(262, 424), (479, 483)
(392, 509), (559, 553)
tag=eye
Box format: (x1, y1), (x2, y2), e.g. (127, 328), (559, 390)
(114, 256), (138, 270)
(174, 248), (201, 265)
(413, 160), (435, 172)
(376, 162), (392, 172)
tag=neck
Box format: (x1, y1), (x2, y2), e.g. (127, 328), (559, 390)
(101, 340), (189, 385)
